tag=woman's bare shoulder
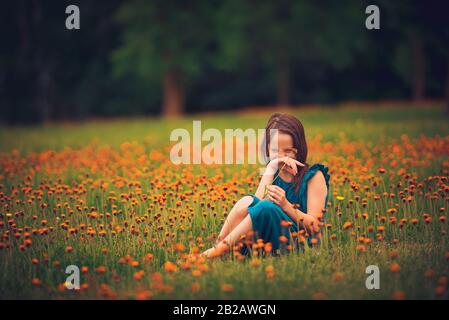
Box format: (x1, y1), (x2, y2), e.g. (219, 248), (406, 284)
(307, 170), (327, 191)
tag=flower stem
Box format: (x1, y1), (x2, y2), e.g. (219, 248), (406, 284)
(263, 162), (287, 198)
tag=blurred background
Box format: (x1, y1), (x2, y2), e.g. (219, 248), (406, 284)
(1, 0), (448, 124)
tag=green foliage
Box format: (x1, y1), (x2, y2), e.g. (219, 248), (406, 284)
(112, 0), (214, 82)
(2, 1), (449, 122)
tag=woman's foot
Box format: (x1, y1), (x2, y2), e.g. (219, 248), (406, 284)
(199, 236), (223, 258)
(201, 242), (229, 259)
(201, 247), (216, 258)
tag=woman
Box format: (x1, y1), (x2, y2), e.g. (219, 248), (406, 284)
(202, 113), (330, 258)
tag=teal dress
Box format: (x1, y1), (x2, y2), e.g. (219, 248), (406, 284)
(242, 163), (331, 254)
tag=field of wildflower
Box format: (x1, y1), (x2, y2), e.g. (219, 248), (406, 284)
(1, 103), (448, 300)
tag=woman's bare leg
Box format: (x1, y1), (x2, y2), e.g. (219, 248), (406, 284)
(222, 215), (253, 245)
(204, 215), (254, 258)
(215, 196), (253, 244)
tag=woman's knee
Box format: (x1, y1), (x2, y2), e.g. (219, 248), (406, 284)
(228, 196), (253, 218)
(233, 196), (254, 211)
(259, 199), (279, 211)
(239, 195), (254, 206)
(251, 200), (279, 220)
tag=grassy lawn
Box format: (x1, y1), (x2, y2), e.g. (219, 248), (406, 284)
(1, 103), (448, 299)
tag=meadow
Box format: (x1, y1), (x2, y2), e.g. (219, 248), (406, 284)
(1, 103), (448, 299)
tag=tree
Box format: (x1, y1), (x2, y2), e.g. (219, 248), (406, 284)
(387, 0), (449, 108)
(112, 0), (213, 117)
(1, 0), (123, 123)
(423, 1), (449, 115)
(213, 0), (365, 107)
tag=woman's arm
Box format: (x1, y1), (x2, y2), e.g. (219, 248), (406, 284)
(254, 157), (304, 199)
(254, 166), (275, 199)
(267, 170), (327, 235)
(281, 204), (320, 234)
(301, 170), (327, 233)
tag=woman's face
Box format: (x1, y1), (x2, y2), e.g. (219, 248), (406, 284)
(268, 132), (297, 161)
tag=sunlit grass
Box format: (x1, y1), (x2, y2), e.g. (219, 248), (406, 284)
(0, 103), (448, 299)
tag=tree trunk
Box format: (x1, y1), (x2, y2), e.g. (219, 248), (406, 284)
(162, 67), (184, 117)
(276, 48), (290, 107)
(412, 36), (425, 102)
(445, 54), (449, 116)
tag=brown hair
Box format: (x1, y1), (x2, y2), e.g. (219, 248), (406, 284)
(264, 113), (309, 193)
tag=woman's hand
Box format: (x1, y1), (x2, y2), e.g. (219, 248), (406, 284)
(266, 185), (291, 211)
(267, 156), (304, 176)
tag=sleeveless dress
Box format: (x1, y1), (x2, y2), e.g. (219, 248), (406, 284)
(241, 163), (331, 254)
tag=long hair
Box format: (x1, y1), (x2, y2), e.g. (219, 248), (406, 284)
(264, 113), (309, 193)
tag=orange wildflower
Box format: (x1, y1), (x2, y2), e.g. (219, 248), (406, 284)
(390, 262), (400, 273)
(95, 266), (107, 274)
(31, 278), (41, 286)
(133, 270), (145, 281)
(164, 261), (178, 273)
(191, 282), (201, 293)
(136, 290), (153, 300)
(392, 291), (405, 300)
(221, 283), (234, 293)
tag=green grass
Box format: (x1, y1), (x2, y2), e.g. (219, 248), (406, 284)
(1, 104), (448, 152)
(0, 103), (448, 300)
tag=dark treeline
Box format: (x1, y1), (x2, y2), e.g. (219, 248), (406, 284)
(1, 0), (448, 123)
